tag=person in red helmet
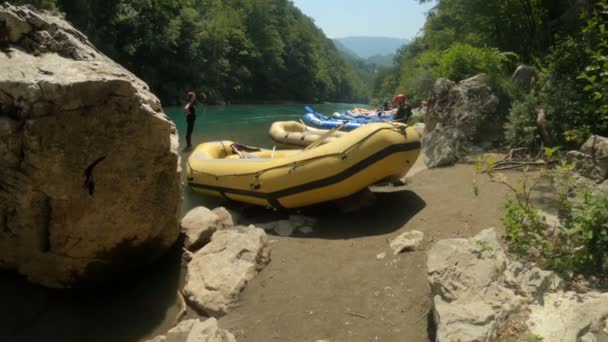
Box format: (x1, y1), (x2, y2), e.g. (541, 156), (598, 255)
(392, 93), (412, 122)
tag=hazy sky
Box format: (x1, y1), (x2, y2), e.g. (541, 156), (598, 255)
(291, 0), (435, 39)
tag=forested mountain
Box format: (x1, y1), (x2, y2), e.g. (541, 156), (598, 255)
(12, 0), (368, 104)
(333, 36), (409, 59)
(374, 0), (607, 147)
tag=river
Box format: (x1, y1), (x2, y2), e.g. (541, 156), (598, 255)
(165, 103), (372, 214)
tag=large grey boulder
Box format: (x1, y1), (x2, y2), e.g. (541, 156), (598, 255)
(428, 228), (524, 342)
(181, 207), (237, 251)
(0, 4), (181, 287)
(567, 135), (608, 184)
(146, 318), (236, 342)
(527, 291), (608, 341)
(581, 135), (608, 178)
(567, 151), (606, 183)
(427, 227), (608, 342)
(512, 65), (537, 90)
(423, 75), (499, 168)
(184, 226), (271, 317)
(421, 126), (468, 168)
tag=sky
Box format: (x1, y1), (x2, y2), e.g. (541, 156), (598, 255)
(290, 0), (435, 39)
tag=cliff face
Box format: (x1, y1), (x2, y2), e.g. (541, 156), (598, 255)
(0, 3), (182, 287)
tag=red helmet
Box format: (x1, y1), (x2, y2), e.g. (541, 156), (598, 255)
(393, 94), (407, 104)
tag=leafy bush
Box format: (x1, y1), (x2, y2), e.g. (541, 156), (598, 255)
(505, 95), (540, 148)
(537, 1), (608, 146)
(436, 43), (515, 81)
(477, 157), (608, 283)
(577, 0), (608, 135)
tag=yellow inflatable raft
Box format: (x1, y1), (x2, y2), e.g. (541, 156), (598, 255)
(269, 121), (347, 147)
(186, 123), (421, 209)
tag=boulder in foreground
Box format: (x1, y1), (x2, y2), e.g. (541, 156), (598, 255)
(183, 226), (271, 317)
(181, 207), (237, 251)
(0, 4), (181, 287)
(146, 318), (236, 342)
(428, 228), (608, 342)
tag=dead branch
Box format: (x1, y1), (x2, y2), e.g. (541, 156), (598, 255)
(345, 311), (369, 320)
(173, 290), (188, 327)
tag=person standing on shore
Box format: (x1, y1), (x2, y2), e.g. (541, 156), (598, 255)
(183, 91), (199, 152)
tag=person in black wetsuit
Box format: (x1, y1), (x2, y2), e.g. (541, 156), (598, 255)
(183, 91), (198, 152)
(392, 93), (412, 122)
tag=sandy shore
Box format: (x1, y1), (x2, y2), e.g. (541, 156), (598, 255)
(0, 161), (554, 342)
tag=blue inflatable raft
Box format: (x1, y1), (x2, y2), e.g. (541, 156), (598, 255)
(303, 112), (363, 131)
(303, 111), (394, 131)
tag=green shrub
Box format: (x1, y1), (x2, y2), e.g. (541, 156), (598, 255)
(436, 43), (515, 81)
(478, 157), (608, 283)
(537, 1), (608, 146)
(505, 95), (540, 148)
(576, 0), (608, 136)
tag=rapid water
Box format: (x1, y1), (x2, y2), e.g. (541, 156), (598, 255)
(164, 103), (371, 213)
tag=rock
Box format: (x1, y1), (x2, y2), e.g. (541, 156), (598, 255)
(146, 318), (236, 342)
(527, 291), (608, 342)
(258, 215), (316, 236)
(503, 261), (562, 300)
(423, 74), (499, 168)
(183, 227), (270, 317)
(273, 220), (296, 237)
(412, 122), (425, 138)
(181, 207), (233, 251)
(298, 226), (314, 234)
(428, 228), (525, 342)
(376, 252), (387, 260)
(389, 230), (424, 254)
(538, 210), (561, 232)
(600, 180), (608, 193)
(212, 207), (239, 226)
(422, 126), (469, 167)
(581, 135), (608, 177)
(566, 151), (606, 183)
(0, 4), (181, 287)
(512, 65), (537, 90)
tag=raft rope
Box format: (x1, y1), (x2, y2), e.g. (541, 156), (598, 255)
(187, 124), (411, 179)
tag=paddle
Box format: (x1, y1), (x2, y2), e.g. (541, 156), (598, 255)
(304, 120), (349, 151)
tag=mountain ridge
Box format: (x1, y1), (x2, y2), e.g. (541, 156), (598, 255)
(333, 36), (409, 59)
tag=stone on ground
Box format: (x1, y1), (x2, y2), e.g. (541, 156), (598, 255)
(389, 230), (424, 255)
(527, 291), (608, 342)
(0, 4), (181, 287)
(581, 135), (608, 172)
(412, 122), (425, 138)
(181, 207), (236, 251)
(183, 227), (271, 317)
(146, 318), (236, 342)
(428, 228), (525, 342)
(567, 151), (606, 183)
(427, 227), (608, 342)
(257, 215), (316, 237)
(422, 74), (499, 168)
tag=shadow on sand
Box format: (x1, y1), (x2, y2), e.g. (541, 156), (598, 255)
(0, 244), (184, 342)
(236, 190), (427, 239)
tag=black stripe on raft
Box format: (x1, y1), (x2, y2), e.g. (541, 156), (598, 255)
(189, 141), (421, 209)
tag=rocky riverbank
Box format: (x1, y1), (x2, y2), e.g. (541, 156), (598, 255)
(2, 4), (606, 342)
